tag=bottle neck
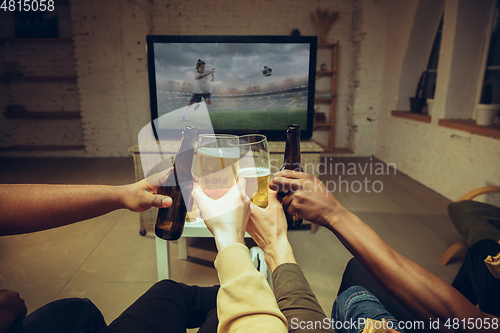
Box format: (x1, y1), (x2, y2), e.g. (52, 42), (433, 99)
(283, 131), (301, 171)
(173, 135), (197, 183)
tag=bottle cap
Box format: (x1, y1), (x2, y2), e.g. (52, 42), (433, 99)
(286, 124), (300, 133)
(183, 126), (198, 136)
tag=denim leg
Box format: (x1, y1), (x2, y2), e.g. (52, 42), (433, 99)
(9, 298), (106, 333)
(332, 286), (404, 333)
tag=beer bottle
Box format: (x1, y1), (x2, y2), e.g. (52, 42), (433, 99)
(155, 126), (197, 240)
(280, 124), (303, 229)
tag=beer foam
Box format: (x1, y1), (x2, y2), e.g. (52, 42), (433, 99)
(197, 146), (240, 159)
(239, 167), (271, 178)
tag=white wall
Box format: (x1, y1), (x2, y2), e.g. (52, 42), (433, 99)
(67, 0), (369, 157)
(2, 0), (498, 203)
(347, 0), (387, 156)
(375, 0), (500, 201)
(0, 0), (392, 157)
(0, 5), (84, 154)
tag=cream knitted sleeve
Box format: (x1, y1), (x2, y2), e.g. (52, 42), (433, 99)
(214, 243), (287, 333)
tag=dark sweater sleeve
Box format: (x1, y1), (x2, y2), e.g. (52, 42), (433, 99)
(273, 263), (335, 332)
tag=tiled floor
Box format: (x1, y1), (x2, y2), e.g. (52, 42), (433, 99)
(0, 156), (465, 329)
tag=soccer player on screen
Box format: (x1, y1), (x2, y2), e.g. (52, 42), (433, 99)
(182, 59), (215, 121)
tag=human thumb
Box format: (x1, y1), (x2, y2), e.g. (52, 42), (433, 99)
(191, 185), (211, 211)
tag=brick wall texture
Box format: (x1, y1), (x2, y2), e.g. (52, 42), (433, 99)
(1, 0), (498, 201)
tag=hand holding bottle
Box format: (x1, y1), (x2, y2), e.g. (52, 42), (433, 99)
(279, 124), (304, 229)
(247, 188), (296, 271)
(155, 126), (197, 241)
(270, 170), (346, 228)
(121, 174), (174, 213)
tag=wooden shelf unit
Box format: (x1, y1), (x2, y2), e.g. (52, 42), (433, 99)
(0, 7), (83, 153)
(4, 110), (81, 119)
(1, 76), (77, 82)
(1, 145), (85, 151)
(314, 41), (339, 152)
(0, 38), (73, 43)
(316, 70), (336, 77)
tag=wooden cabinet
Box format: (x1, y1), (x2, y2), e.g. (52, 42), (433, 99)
(0, 1), (84, 152)
(312, 42), (338, 152)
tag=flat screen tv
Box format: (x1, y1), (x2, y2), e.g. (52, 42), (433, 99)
(146, 35), (317, 141)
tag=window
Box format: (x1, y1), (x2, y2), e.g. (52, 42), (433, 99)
(422, 15), (443, 100)
(479, 1), (500, 104)
(393, 0), (445, 113)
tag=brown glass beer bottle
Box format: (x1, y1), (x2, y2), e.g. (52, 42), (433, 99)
(280, 124), (303, 229)
(155, 126), (197, 240)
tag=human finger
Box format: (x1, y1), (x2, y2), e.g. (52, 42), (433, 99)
(150, 194), (173, 208)
(280, 191), (293, 207)
(191, 170), (199, 183)
(191, 185), (212, 211)
(266, 187), (282, 208)
(144, 166), (173, 187)
(273, 169), (304, 179)
(270, 176), (303, 192)
(223, 175), (248, 204)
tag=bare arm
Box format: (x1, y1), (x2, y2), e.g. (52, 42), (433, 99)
(0, 179), (172, 236)
(271, 170), (496, 333)
(326, 209), (491, 332)
(195, 68), (215, 80)
(248, 188), (334, 332)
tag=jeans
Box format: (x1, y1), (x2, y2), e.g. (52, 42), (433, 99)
(9, 280), (219, 333)
(337, 258), (426, 332)
(332, 286), (404, 333)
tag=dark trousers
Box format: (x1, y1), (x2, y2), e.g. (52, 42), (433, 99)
(337, 258), (427, 333)
(9, 298), (106, 333)
(451, 239), (500, 317)
(10, 280), (219, 333)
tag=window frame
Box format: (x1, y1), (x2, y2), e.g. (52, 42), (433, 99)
(475, 0), (498, 106)
(422, 14), (444, 101)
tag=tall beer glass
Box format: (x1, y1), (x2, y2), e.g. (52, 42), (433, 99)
(197, 134), (239, 199)
(238, 134), (270, 208)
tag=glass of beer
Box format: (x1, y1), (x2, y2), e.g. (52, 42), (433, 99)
(238, 134), (270, 208)
(197, 134), (240, 200)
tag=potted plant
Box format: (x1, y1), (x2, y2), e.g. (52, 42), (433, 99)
(410, 72), (427, 113)
(475, 81), (500, 126)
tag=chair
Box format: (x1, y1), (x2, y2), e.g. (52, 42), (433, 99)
(439, 186), (500, 266)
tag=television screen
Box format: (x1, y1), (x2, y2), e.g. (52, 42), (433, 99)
(146, 35), (317, 141)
